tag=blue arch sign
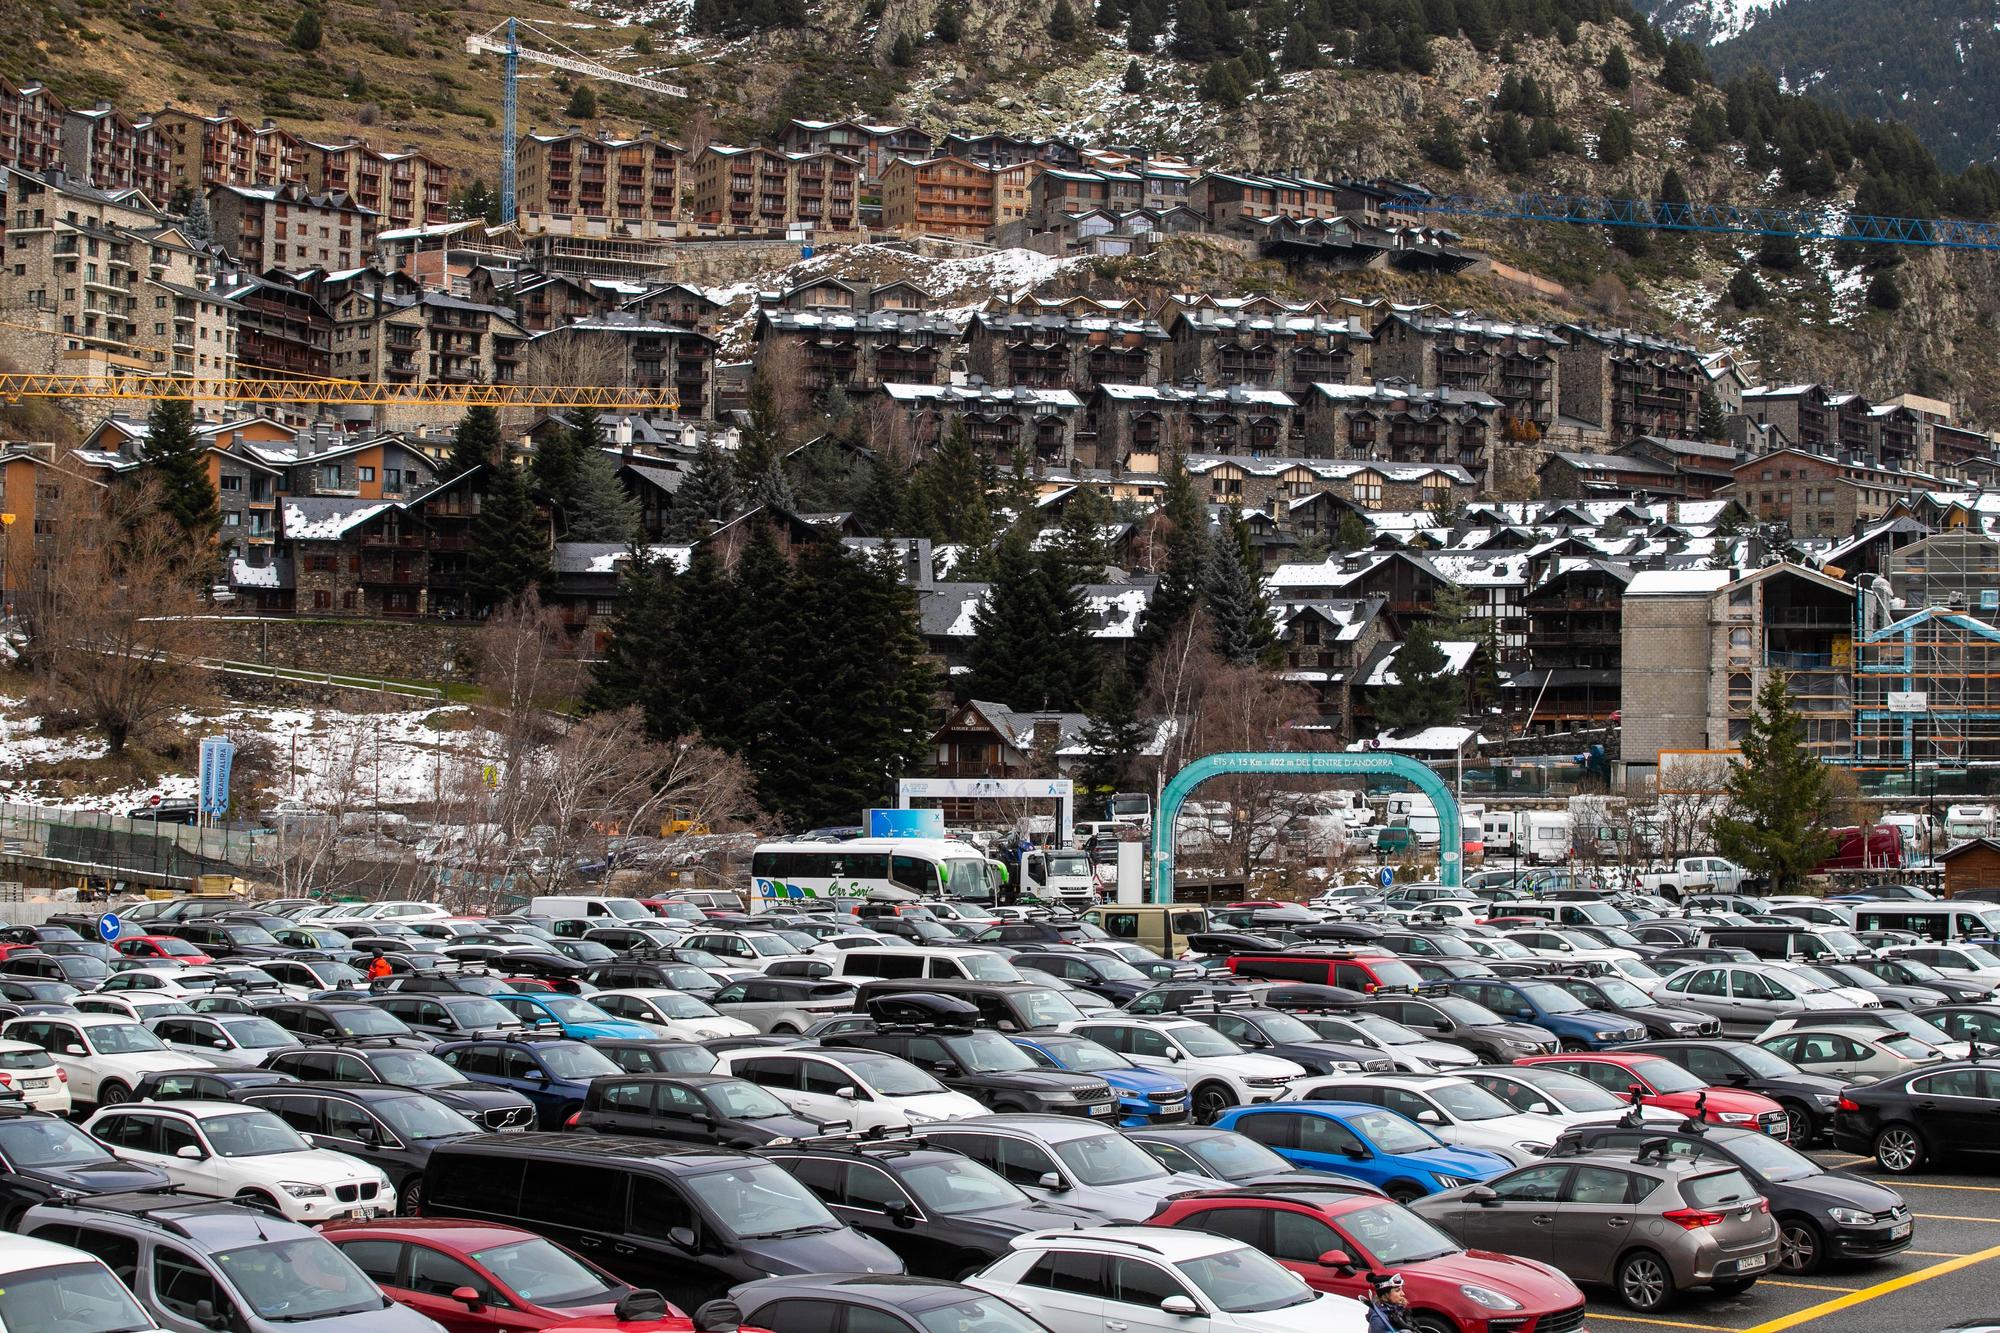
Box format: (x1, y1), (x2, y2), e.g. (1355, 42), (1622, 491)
(1150, 751), (1464, 904)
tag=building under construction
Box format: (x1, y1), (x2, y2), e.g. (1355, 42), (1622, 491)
(1855, 530), (2000, 769)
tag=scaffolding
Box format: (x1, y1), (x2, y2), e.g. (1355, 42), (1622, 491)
(1855, 607), (2000, 766)
(1888, 529), (2000, 614)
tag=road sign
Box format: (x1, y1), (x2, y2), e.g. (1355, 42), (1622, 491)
(1377, 866), (1394, 888)
(97, 912), (121, 943)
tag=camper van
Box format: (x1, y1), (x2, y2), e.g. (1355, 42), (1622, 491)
(1385, 794), (1441, 847)
(1520, 810), (1572, 864)
(1946, 804), (1997, 844)
(1481, 809), (1517, 854)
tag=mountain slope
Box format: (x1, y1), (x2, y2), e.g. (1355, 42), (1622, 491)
(1630, 0), (1780, 45)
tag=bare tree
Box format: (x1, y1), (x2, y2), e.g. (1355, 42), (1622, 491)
(521, 327), (629, 389)
(754, 336), (815, 429)
(17, 478), (218, 755)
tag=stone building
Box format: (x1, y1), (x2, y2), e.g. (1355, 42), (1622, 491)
(1370, 312), (1564, 431)
(206, 181), (377, 272)
(1163, 304), (1372, 395)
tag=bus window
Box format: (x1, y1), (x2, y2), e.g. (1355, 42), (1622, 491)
(891, 856), (938, 893)
(942, 858), (994, 902)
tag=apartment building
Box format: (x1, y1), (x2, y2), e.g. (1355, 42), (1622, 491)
(687, 145), (800, 228)
(1726, 446), (1937, 539)
(152, 107), (302, 193)
(777, 118), (932, 182)
(516, 128), (682, 225)
(790, 150), (859, 230)
(938, 132), (1083, 171)
(1556, 324), (1704, 442)
(212, 271), (333, 383)
(1299, 380), (1502, 477)
(300, 138), (452, 230)
(58, 103), (171, 200)
(880, 155), (995, 238)
(530, 313), (718, 420)
(1163, 304), (1372, 394)
(206, 181), (377, 272)
(1370, 312), (1565, 430)
(878, 381), (1085, 466)
(0, 78), (67, 176)
(751, 307), (960, 393)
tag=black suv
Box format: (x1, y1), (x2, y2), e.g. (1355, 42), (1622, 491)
(366, 991), (525, 1038)
(575, 1072), (834, 1144)
(827, 1010), (1116, 1116)
(591, 1038), (720, 1076)
(157, 920), (289, 959)
(262, 1042), (537, 1129)
(760, 1138), (1095, 1277)
(261, 1001), (432, 1048)
(585, 959), (725, 997)
(232, 1082), (482, 1213)
(1181, 1004), (1394, 1075)
(0, 1107), (172, 1227)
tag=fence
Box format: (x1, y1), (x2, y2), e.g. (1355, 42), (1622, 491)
(0, 802), (259, 884)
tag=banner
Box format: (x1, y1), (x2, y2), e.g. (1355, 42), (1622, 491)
(197, 737), (236, 818)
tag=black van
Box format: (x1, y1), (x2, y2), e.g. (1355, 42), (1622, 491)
(850, 979), (1086, 1031)
(420, 1133), (901, 1304)
(1703, 924), (1866, 962)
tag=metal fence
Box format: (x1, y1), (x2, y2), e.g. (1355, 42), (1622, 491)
(0, 802), (259, 883)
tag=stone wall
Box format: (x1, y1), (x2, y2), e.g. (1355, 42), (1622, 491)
(201, 616), (484, 685)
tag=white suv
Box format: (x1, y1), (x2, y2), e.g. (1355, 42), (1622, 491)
(1286, 1072), (1564, 1163)
(0, 1039), (70, 1114)
(85, 1102), (395, 1222)
(0, 1231), (165, 1331)
(712, 1045), (985, 1130)
(588, 988), (757, 1040)
(1060, 1016), (1307, 1122)
(0, 1014), (210, 1108)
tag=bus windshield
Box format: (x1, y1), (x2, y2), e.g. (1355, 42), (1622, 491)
(941, 858), (995, 902)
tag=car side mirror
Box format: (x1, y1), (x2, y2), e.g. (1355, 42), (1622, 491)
(524, 1068), (548, 1082)
(668, 1226), (699, 1252)
(884, 1199), (914, 1227)
(1528, 1101), (1554, 1115)
(176, 1144), (205, 1160)
(192, 1298), (227, 1331)
(1727, 1072), (1749, 1085)
(1431, 1020), (1453, 1033)
(435, 1018), (457, 1031)
(64, 1044), (85, 1055)
(1166, 1048), (1183, 1062)
(450, 1286), (485, 1312)
(1037, 1170), (1067, 1191)
(836, 1085), (858, 1100)
(1318, 1249), (1355, 1273)
(1160, 1296), (1202, 1317)
(1416, 1109), (1443, 1125)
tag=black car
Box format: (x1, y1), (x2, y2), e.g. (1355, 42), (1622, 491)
(1832, 1060), (2000, 1173)
(1405, 958), (1501, 982)
(1544, 973), (1721, 1039)
(1920, 1004), (2000, 1047)
(973, 921), (1107, 946)
(1858, 959), (1993, 1004)
(1010, 950), (1151, 1003)
(731, 1274), (1046, 1333)
(576, 1072), (833, 1144)
(1183, 1005), (1394, 1074)
(1357, 992), (1559, 1061)
(1557, 1118), (1911, 1273)
(261, 1000), (433, 1048)
(366, 990), (525, 1038)
(761, 1139), (1094, 1277)
(827, 1017), (1118, 1117)
(383, 971), (515, 996)
(591, 1037), (721, 1075)
(157, 920), (290, 960)
(233, 1082), (484, 1212)
(0, 978), (79, 1006)
(0, 1108), (172, 1227)
(0, 925), (83, 947)
(1630, 1039), (1852, 1145)
(582, 925), (684, 953)
(1122, 979), (1268, 1015)
(262, 1042), (538, 1129)
(423, 1132), (903, 1306)
(0, 952), (109, 987)
(585, 959), (726, 997)
(133, 1068), (300, 1101)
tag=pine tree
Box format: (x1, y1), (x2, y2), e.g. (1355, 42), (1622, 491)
(1420, 118), (1467, 170)
(1708, 674), (1837, 894)
(934, 3), (962, 39)
(584, 548), (691, 740)
(1132, 455), (1210, 675)
(676, 543), (743, 745)
(967, 521), (1096, 710)
(1596, 109), (1633, 165)
(1698, 389), (1728, 441)
(1049, 484), (1115, 585)
(1397, 23), (1432, 73)
(448, 406), (503, 477)
(1279, 23), (1320, 68)
(1335, 510), (1369, 550)
(906, 421), (993, 550)
(143, 396), (220, 547)
(855, 453), (907, 535)
(1078, 669), (1147, 797)
(1095, 0), (1124, 27)
(565, 444), (642, 542)
(530, 421), (583, 530)
(1727, 264), (1766, 308)
(734, 374), (788, 495)
(1661, 38), (1703, 94)
(564, 84), (597, 119)
(1373, 619), (1463, 732)
(182, 190), (210, 244)
(1611, 180), (1652, 257)
(464, 457), (549, 611)
(1867, 270), (1903, 310)
(1757, 230), (1804, 271)
(1659, 165), (1690, 216)
(1205, 514), (1278, 666)
(1122, 58), (1148, 92)
(747, 455), (799, 514)
(1048, 0), (1080, 39)
(671, 438), (737, 538)
(1126, 0), (1160, 49)
(1200, 61), (1246, 107)
(1491, 113), (1532, 173)
(890, 31), (917, 64)
(1601, 43), (1630, 89)
(289, 6), (323, 50)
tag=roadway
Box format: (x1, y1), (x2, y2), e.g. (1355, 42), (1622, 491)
(1582, 1150), (2000, 1333)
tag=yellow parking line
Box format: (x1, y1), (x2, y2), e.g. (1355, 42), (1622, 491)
(1819, 1155), (1872, 1165)
(1756, 1280), (1860, 1292)
(1584, 1315), (1744, 1332)
(1914, 1212), (2000, 1222)
(1737, 1242), (2000, 1333)
(1905, 1250), (1962, 1257)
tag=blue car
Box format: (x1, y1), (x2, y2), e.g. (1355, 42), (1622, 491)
(492, 991), (659, 1041)
(1443, 977), (1647, 1050)
(1213, 1101), (1512, 1200)
(433, 1034), (625, 1128)
(1012, 1032), (1191, 1125)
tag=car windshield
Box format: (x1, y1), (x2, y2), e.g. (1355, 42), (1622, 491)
(1890, 958), (1947, 982)
(470, 1237), (612, 1308)
(1173, 1026), (1246, 1058)
(1590, 978), (1654, 1008)
(1433, 997), (1504, 1026)
(651, 992), (720, 1019)
(1728, 1045), (1800, 1077)
(538, 1044), (621, 1080)
(1178, 1247), (1317, 1313)
(1017, 990), (1085, 1028)
(0, 1047), (51, 1071)
(85, 1023), (163, 1054)
(745, 936), (799, 957)
(154, 938), (205, 957)
(563, 942), (618, 962)
(1880, 1034), (1936, 1058)
(221, 1018), (295, 1049)
(533, 997), (614, 1024)
(1430, 1082), (1517, 1121)
(1052, 1131), (1169, 1185)
(1954, 946), (2000, 969)
(1516, 983), (1589, 1015)
(1505, 1071), (1624, 1112)
(0, 1260), (155, 1333)
(845, 1052), (947, 1096)
(1184, 1133), (1292, 1178)
(1614, 959), (1665, 983)
(204, 1110), (311, 1157)
(916, 1296), (1051, 1333)
(1476, 939), (1535, 960)
(674, 950), (732, 970)
(902, 1156), (1030, 1213)
(1338, 1014), (1426, 1046)
(1350, 1108), (1441, 1154)
(663, 965), (720, 989)
(949, 952), (1016, 982)
(1341, 1200), (1461, 1264)
(335, 1009), (412, 1037)
(364, 1049), (460, 1087)
(1046, 853), (1091, 877)
(0, 1117), (113, 1167)
(1632, 1059), (1705, 1093)
(1247, 1012), (1320, 1043)
(312, 963), (367, 987)
(214, 1237), (385, 1320)
(950, 1031), (1039, 1073)
(1719, 1132), (1821, 1182)
(685, 1162), (839, 1239)
(706, 1080), (793, 1119)
(1036, 1037), (1129, 1072)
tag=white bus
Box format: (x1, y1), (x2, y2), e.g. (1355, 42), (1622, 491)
(749, 837), (1001, 908)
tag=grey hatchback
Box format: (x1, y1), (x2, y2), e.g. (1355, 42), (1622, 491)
(1408, 1146), (1779, 1311)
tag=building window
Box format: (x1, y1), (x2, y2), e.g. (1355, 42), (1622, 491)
(219, 475), (242, 491)
(320, 465), (342, 488)
(358, 466), (376, 482)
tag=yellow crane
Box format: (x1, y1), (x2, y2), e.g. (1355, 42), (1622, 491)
(0, 374), (678, 411)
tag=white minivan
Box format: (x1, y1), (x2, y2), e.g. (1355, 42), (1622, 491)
(0, 1231), (167, 1331)
(828, 946), (1022, 984)
(527, 895), (653, 920)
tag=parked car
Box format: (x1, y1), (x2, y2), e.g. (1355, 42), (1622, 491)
(1126, 1125), (1384, 1194)
(1060, 1016), (1307, 1122)
(918, 1114), (1215, 1221)
(574, 1072), (838, 1144)
(1010, 1033), (1191, 1126)
(1540, 974), (1721, 1039)
(0, 1109), (173, 1228)
(711, 1045), (986, 1131)
(1755, 1025), (1942, 1081)
(229, 1082), (484, 1213)
(1284, 1074), (1564, 1164)
(145, 1013), (304, 1070)
(432, 1034), (625, 1129)
(1463, 1065), (1684, 1129)
(709, 977), (858, 1034)
(1213, 1103), (1512, 1201)
(0, 1037), (70, 1114)
(589, 988), (759, 1041)
(132, 1068), (298, 1102)
(1, 1013), (209, 1109)
(489, 992), (660, 1042)
(1280, 1010), (1481, 1074)
(1829, 1060), (2000, 1173)
(1354, 995), (1559, 1064)
(1624, 1040), (1851, 1146)
(0, 1228), (164, 1332)
(1515, 1053), (1792, 1139)
(732, 1274), (1054, 1333)
(590, 1038), (720, 1076)
(1441, 979), (1647, 1052)
(828, 1014), (1119, 1119)
(262, 1043), (538, 1130)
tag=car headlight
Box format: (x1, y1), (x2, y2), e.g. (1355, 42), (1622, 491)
(1827, 1207), (1875, 1226)
(1514, 1141), (1550, 1156)
(1458, 1285), (1524, 1312)
(1431, 1174), (1468, 1189)
(1813, 1094), (1839, 1108)
(280, 1182), (328, 1198)
(902, 1110), (941, 1125)
(1715, 1112), (1756, 1124)
(1331, 1061), (1362, 1072)
(1506, 1039), (1541, 1053)
(1671, 1022), (1699, 1034)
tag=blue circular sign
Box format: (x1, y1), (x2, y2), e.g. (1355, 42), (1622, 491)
(1377, 866), (1395, 888)
(97, 912), (122, 943)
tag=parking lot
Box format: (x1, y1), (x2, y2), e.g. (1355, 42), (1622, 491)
(1584, 1150), (2000, 1333)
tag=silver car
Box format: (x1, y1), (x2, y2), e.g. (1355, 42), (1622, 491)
(1654, 963), (1848, 1035)
(146, 1013), (304, 1069)
(919, 1113), (1214, 1221)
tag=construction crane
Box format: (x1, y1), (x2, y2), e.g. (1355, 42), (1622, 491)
(1386, 190), (2000, 250)
(466, 17), (689, 226)
(0, 374), (678, 411)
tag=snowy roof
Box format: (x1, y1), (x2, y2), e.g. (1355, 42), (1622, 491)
(282, 499), (390, 541)
(920, 581), (1153, 640)
(229, 557), (291, 589)
(551, 542), (630, 576)
(1348, 726), (1482, 754)
(882, 383), (1081, 410)
(1361, 639), (1478, 687)
(1098, 384), (1295, 408)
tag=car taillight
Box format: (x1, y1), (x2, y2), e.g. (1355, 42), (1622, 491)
(1662, 1207), (1725, 1230)
(1836, 1097), (1861, 1112)
(55, 1068), (66, 1083)
(1757, 1199), (1770, 1213)
(0, 1072), (13, 1085)
(564, 1111), (580, 1128)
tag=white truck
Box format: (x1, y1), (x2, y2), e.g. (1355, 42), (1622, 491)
(1638, 856), (1753, 899)
(1013, 847), (1100, 907)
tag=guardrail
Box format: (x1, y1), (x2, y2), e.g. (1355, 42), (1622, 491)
(202, 658), (445, 702)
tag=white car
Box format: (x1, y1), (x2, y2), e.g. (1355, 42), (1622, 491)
(968, 1226), (1367, 1333)
(1466, 1066), (1683, 1129)
(302, 900), (448, 925)
(1498, 928), (1641, 970)
(1060, 1016), (1308, 1122)
(711, 1046), (985, 1130)
(589, 988), (758, 1040)
(0, 1014), (211, 1108)
(1755, 1025), (1942, 1081)
(1288, 1073), (1564, 1163)
(73, 993), (198, 1024)
(1884, 943), (2000, 986)
(0, 1231), (166, 1332)
(677, 929), (803, 972)
(84, 1102), (395, 1223)
(93, 967), (214, 1000)
(144, 1013), (306, 1069)
(1765, 962), (1882, 1011)
(0, 1038), (71, 1114)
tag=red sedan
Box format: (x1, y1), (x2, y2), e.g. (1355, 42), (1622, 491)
(324, 1218), (707, 1331)
(1149, 1187), (1587, 1333)
(115, 934), (214, 965)
(1516, 1052), (1791, 1137)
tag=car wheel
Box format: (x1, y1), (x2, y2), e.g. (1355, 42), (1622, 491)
(1874, 1124), (1926, 1174)
(397, 1175), (422, 1216)
(1410, 1315), (1459, 1333)
(96, 1081), (130, 1106)
(1560, 1038), (1590, 1053)
(1192, 1084), (1237, 1124)
(1615, 1250), (1674, 1312)
(1385, 1181), (1426, 1205)
(235, 1189), (284, 1216)
(1779, 1101), (1814, 1146)
(1776, 1216), (1824, 1275)
(771, 1024), (798, 1035)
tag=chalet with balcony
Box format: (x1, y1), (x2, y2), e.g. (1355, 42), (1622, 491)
(1516, 556), (1632, 728)
(1536, 449), (1683, 500)
(751, 307), (962, 394)
(528, 313), (717, 420)
(778, 119), (933, 182)
(1084, 384), (1298, 469)
(1370, 313), (1564, 430)
(938, 132), (1083, 171)
(878, 382), (1084, 467)
(881, 155), (996, 238)
(1274, 597), (1391, 726)
(1184, 453), (1476, 519)
(1300, 380), (1502, 477)
(59, 102), (170, 198)
(517, 128), (681, 225)
(1163, 304), (1372, 394)
(214, 270), (332, 382)
(1617, 435), (1747, 499)
(0, 78), (68, 176)
(1556, 325), (1703, 442)
(964, 310), (1168, 395)
(468, 268), (601, 333)
(622, 282), (731, 336)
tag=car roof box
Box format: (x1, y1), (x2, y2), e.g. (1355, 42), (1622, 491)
(864, 991), (981, 1027)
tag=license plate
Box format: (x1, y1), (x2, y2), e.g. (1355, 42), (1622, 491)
(1739, 1254), (1767, 1272)
(1088, 1103), (1114, 1115)
(1891, 1223), (1912, 1239)
(336, 1208), (378, 1221)
(1765, 1122), (1787, 1136)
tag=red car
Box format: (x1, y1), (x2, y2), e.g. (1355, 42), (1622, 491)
(323, 1218), (709, 1331)
(1516, 1052), (1791, 1137)
(1148, 1186), (1587, 1333)
(115, 934), (214, 965)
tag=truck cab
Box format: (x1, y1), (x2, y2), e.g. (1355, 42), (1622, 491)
(1015, 847), (1099, 907)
